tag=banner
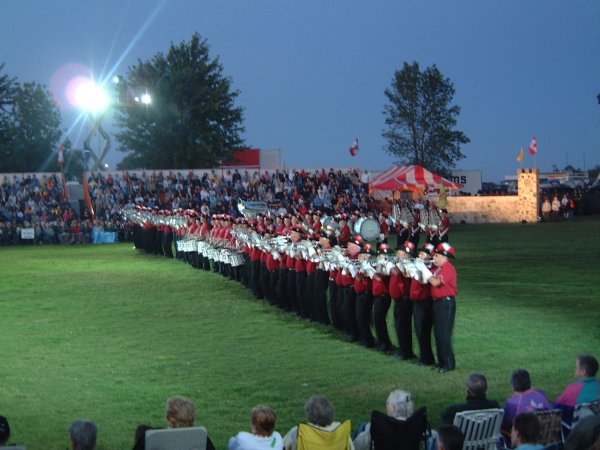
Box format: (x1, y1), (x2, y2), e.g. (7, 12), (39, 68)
(21, 228), (35, 239)
(92, 230), (117, 244)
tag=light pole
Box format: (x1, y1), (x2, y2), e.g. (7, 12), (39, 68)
(74, 80), (111, 172)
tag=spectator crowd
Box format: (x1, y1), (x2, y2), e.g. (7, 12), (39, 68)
(1, 354), (598, 449)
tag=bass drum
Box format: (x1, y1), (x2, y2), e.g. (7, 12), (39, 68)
(355, 217), (381, 241)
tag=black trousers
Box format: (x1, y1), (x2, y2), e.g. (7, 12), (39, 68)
(355, 291), (375, 347)
(276, 268), (289, 310)
(413, 298), (435, 365)
(393, 297), (415, 359)
(432, 297), (456, 370)
(305, 272), (316, 321)
(296, 271), (308, 318)
(315, 270), (331, 325)
(339, 286), (359, 341)
(252, 260), (263, 299)
(373, 294), (392, 350)
(287, 269), (297, 313)
(329, 281), (342, 330)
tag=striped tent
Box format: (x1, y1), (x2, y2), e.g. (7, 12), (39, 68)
(370, 165), (462, 191)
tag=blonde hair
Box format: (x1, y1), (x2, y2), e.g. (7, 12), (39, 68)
(166, 396), (196, 428)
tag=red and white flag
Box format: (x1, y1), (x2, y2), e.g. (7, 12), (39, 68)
(58, 144), (64, 167)
(349, 138), (359, 157)
(528, 136), (538, 155)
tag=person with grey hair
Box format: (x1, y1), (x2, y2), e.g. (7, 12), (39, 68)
(283, 395), (354, 450)
(353, 389), (415, 450)
(441, 372), (499, 424)
(69, 420), (97, 450)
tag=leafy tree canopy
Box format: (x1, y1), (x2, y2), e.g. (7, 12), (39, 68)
(115, 32), (245, 170)
(0, 64), (64, 173)
(382, 61), (469, 177)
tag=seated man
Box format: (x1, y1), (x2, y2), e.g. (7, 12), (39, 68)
(353, 389), (415, 450)
(510, 413), (543, 450)
(441, 372), (499, 424)
(436, 425), (464, 450)
(283, 395), (354, 450)
(555, 353), (600, 425)
(69, 419), (97, 450)
(502, 369), (551, 433)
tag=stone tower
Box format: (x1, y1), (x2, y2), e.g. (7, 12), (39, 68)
(517, 168), (539, 222)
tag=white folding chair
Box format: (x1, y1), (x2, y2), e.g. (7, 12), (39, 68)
(453, 408), (504, 450)
(145, 426), (208, 450)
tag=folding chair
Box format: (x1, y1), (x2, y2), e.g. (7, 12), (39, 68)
(453, 408), (504, 450)
(561, 399), (600, 436)
(535, 409), (563, 445)
(370, 407), (429, 450)
(145, 426), (208, 450)
(297, 420), (352, 450)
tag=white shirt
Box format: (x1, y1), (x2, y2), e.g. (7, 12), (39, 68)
(228, 431), (284, 450)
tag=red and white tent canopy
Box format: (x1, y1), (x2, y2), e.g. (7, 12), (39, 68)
(370, 165), (462, 191)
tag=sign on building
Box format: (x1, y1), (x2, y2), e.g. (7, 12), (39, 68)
(450, 170), (482, 196)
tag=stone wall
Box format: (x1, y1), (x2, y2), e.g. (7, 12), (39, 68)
(447, 169), (539, 223)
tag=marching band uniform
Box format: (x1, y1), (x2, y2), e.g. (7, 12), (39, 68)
(305, 257), (318, 321)
(354, 269), (375, 348)
(429, 242), (458, 373)
(294, 243), (309, 319)
(391, 242), (416, 360)
(372, 272), (392, 353)
(410, 243), (436, 366)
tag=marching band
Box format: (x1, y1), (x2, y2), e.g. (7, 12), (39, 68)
(122, 200), (457, 372)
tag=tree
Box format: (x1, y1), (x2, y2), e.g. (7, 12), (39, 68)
(0, 63), (17, 162)
(0, 76), (63, 173)
(382, 61), (469, 177)
(115, 32), (245, 170)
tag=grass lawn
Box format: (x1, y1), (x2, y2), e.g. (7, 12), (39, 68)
(1, 217), (599, 449)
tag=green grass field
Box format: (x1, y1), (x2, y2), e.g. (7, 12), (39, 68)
(1, 218), (599, 450)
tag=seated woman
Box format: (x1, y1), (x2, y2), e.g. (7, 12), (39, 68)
(132, 396), (216, 450)
(228, 405), (284, 450)
(283, 395), (354, 450)
(502, 369), (550, 434)
(353, 389), (415, 450)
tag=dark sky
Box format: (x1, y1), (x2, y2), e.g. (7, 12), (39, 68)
(2, 0), (599, 181)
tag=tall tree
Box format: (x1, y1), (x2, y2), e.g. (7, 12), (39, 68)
(0, 63), (17, 162)
(382, 61), (469, 177)
(0, 78), (63, 172)
(115, 32), (245, 169)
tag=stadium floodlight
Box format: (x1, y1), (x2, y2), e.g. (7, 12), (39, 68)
(74, 80), (110, 115)
(140, 93), (152, 105)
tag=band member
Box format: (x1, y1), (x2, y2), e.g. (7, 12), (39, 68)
(410, 243), (436, 366)
(372, 246), (392, 353)
(338, 214), (351, 246)
(354, 244), (375, 348)
(286, 226), (302, 314)
(437, 209), (451, 244)
(428, 242), (458, 373)
(316, 229), (335, 326)
(294, 230), (309, 319)
(391, 241), (417, 361)
(337, 235), (361, 342)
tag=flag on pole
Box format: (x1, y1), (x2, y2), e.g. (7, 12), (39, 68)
(517, 147), (524, 162)
(58, 143), (64, 168)
(528, 137), (538, 155)
(349, 138), (359, 157)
